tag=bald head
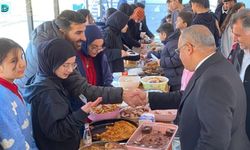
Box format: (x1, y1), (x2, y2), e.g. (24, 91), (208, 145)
(180, 25), (216, 51)
(178, 25), (216, 71)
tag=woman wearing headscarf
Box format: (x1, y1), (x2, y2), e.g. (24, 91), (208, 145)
(118, 3), (142, 49)
(23, 39), (101, 150)
(77, 24), (113, 86)
(104, 11), (129, 72)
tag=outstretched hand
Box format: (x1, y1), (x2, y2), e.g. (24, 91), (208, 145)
(81, 97), (102, 113)
(122, 89), (147, 107)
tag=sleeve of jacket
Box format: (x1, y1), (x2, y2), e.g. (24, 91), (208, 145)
(195, 76), (235, 150)
(104, 48), (122, 62)
(63, 70), (123, 104)
(37, 90), (89, 141)
(0, 101), (29, 150)
(104, 31), (123, 62)
(141, 18), (154, 39)
(148, 91), (182, 110)
(101, 54), (113, 86)
(160, 44), (182, 69)
(121, 32), (141, 49)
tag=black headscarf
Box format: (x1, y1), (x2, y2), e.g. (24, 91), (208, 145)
(118, 3), (133, 17)
(106, 11), (129, 33)
(38, 38), (76, 77)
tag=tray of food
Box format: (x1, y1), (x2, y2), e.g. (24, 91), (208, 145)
(140, 76), (169, 92)
(126, 122), (178, 150)
(150, 109), (177, 122)
(88, 104), (121, 122)
(90, 118), (138, 143)
(120, 106), (150, 122)
(79, 141), (127, 150)
(140, 60), (163, 76)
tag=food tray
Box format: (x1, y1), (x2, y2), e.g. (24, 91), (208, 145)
(126, 122), (178, 150)
(90, 118), (138, 143)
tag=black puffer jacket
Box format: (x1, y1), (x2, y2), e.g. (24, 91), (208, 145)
(104, 11), (129, 72)
(160, 30), (183, 91)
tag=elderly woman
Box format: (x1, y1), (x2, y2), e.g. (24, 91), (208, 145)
(77, 24), (113, 86)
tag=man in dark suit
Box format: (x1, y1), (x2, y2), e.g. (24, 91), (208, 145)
(177, 25), (250, 150)
(231, 9), (250, 141)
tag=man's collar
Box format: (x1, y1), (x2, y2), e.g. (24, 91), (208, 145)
(195, 52), (216, 71)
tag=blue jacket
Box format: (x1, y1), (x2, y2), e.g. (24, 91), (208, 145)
(0, 85), (37, 150)
(160, 30), (183, 91)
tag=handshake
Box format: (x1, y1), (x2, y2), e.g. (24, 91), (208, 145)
(122, 89), (148, 107)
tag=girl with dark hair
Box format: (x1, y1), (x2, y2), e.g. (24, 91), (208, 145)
(0, 38), (37, 149)
(23, 38), (101, 150)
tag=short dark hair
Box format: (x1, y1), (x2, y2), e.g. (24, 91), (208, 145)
(223, 0), (237, 2)
(190, 0), (210, 9)
(167, 0), (183, 3)
(77, 9), (90, 18)
(0, 38), (24, 64)
(231, 8), (250, 29)
(118, 3), (133, 17)
(157, 23), (174, 36)
(55, 10), (86, 31)
(135, 2), (145, 9)
(178, 11), (193, 27)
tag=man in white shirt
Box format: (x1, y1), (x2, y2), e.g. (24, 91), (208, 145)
(231, 8), (250, 141)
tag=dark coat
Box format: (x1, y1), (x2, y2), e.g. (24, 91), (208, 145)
(149, 91), (182, 110)
(179, 52), (250, 150)
(104, 11), (129, 72)
(160, 30), (183, 91)
(192, 12), (220, 47)
(230, 46), (250, 141)
(23, 39), (88, 150)
(122, 21), (141, 49)
(24, 75), (88, 150)
(215, 2), (228, 27)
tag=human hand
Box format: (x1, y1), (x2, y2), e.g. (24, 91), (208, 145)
(121, 50), (128, 57)
(81, 97), (102, 113)
(122, 89), (147, 107)
(157, 59), (160, 66)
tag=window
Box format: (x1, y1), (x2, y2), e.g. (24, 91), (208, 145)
(0, 0), (29, 49)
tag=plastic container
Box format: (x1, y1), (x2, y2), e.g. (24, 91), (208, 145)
(88, 104), (120, 122)
(141, 76), (169, 92)
(150, 109), (178, 122)
(119, 76), (141, 90)
(126, 122), (178, 150)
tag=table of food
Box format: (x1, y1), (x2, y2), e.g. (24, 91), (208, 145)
(79, 104), (178, 150)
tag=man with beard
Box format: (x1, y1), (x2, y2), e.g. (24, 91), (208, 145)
(16, 10), (146, 107)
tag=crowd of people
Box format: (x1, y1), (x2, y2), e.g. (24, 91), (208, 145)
(0, 0), (250, 150)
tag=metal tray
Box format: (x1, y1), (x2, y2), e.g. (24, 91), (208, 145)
(90, 118), (138, 142)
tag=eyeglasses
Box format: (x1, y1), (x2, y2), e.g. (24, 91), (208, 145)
(89, 45), (104, 53)
(62, 63), (77, 70)
(175, 44), (187, 54)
